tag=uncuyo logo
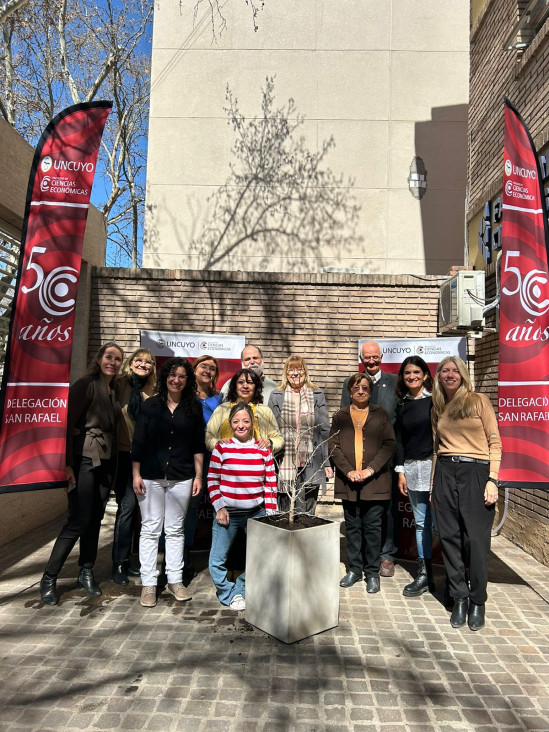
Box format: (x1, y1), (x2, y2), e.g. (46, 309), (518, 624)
(504, 159), (512, 176)
(157, 339), (165, 349)
(41, 156), (52, 173)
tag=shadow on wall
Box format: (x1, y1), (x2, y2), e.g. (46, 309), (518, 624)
(414, 104), (469, 275)
(144, 77), (365, 275)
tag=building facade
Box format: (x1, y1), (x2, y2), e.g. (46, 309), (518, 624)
(466, 0), (549, 565)
(144, 0), (470, 275)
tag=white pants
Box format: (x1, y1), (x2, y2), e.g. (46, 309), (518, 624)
(138, 478), (192, 586)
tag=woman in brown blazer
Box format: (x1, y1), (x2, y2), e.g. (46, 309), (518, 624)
(329, 372), (395, 594)
(40, 342), (124, 605)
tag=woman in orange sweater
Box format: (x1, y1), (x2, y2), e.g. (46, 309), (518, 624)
(431, 357), (501, 632)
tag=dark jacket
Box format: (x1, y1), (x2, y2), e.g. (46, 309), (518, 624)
(67, 373), (121, 467)
(329, 405), (396, 502)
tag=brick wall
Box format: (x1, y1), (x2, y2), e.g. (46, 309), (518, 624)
(89, 268), (446, 415)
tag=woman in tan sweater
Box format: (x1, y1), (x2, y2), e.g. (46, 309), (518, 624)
(431, 356), (501, 632)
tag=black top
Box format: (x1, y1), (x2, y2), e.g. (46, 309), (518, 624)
(132, 396), (205, 480)
(394, 396), (433, 465)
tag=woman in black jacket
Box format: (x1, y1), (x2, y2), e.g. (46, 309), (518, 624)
(40, 342), (124, 605)
(394, 356), (437, 598)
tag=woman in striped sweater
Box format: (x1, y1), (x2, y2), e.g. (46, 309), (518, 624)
(208, 402), (277, 611)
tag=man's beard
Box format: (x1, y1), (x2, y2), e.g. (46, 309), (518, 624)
(246, 362), (264, 377)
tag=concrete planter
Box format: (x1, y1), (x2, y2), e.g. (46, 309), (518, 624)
(245, 516), (340, 644)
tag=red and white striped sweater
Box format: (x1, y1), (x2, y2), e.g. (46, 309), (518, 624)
(207, 438), (277, 514)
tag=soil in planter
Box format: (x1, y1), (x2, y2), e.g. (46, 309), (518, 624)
(255, 513), (332, 531)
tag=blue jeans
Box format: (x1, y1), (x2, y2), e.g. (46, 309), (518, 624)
(209, 506), (265, 605)
(408, 490), (438, 560)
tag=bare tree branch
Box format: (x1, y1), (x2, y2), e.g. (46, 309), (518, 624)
(0, 0), (152, 266)
(58, 0), (80, 104)
(0, 0), (28, 25)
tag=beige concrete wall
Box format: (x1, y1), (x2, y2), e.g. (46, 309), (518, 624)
(145, 0), (469, 275)
(0, 118), (107, 546)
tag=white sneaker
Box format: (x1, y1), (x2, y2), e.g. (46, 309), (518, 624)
(229, 594), (245, 611)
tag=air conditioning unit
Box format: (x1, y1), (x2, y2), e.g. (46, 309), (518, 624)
(438, 270), (485, 333)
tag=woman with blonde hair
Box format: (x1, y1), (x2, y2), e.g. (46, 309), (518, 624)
(112, 348), (156, 585)
(431, 356), (501, 631)
(268, 355), (333, 515)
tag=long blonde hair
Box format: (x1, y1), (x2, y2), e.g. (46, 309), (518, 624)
(432, 356), (481, 420)
(278, 355), (316, 390)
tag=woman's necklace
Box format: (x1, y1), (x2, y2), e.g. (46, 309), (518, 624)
(167, 396), (180, 412)
(350, 405), (369, 429)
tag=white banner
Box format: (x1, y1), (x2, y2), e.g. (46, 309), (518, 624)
(358, 337), (467, 370)
(140, 330), (245, 360)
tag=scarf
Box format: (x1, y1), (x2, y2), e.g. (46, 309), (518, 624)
(127, 372), (148, 422)
(279, 386), (315, 487)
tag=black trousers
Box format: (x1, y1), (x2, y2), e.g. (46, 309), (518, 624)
(343, 499), (388, 578)
(45, 456), (116, 577)
(433, 459), (494, 604)
(112, 451), (139, 563)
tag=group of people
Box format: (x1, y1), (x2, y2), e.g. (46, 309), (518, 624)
(334, 341), (500, 632)
(39, 339), (501, 631)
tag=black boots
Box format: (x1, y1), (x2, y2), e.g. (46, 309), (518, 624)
(77, 565), (102, 596)
(450, 598), (468, 628)
(468, 602), (486, 631)
(403, 559), (435, 597)
(112, 562), (129, 585)
(40, 573), (59, 606)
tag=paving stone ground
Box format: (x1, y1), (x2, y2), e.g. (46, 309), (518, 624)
(1, 503), (548, 732)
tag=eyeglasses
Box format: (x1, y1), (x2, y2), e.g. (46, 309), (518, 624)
(351, 386), (371, 393)
(288, 369), (304, 375)
(362, 356), (381, 362)
(134, 358), (153, 366)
